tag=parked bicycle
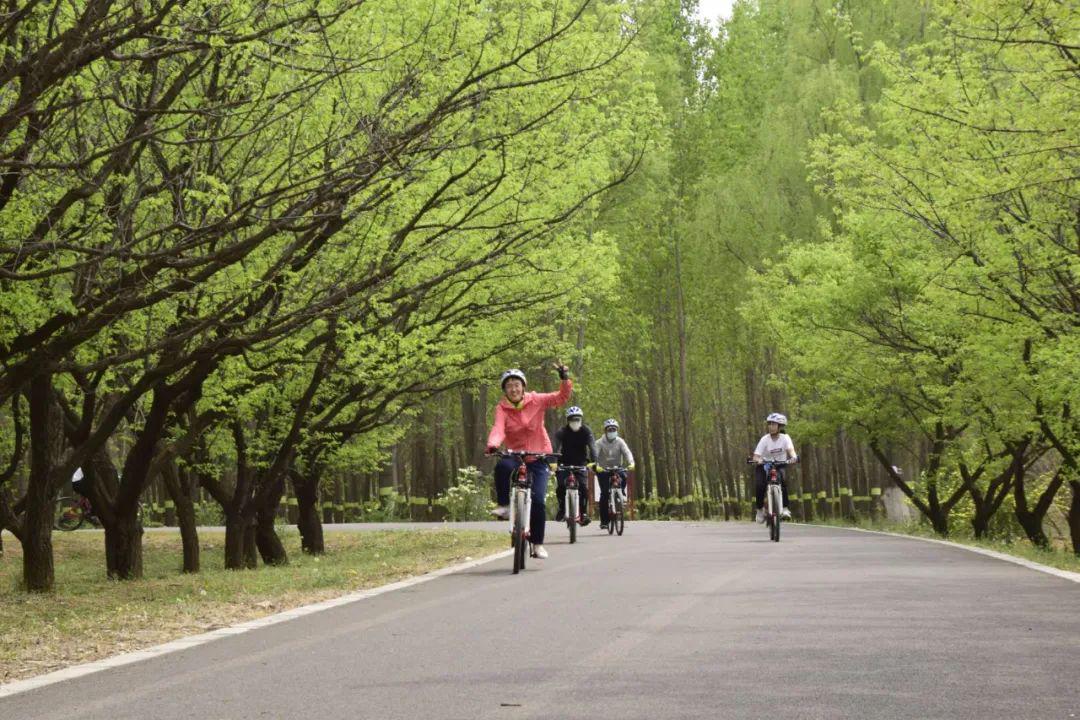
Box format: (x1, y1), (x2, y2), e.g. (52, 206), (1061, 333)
(600, 465), (628, 536)
(558, 464), (589, 544)
(495, 451), (559, 573)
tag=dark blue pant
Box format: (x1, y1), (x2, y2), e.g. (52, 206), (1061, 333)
(556, 468), (589, 516)
(597, 470), (627, 525)
(754, 465), (790, 509)
(495, 457), (550, 545)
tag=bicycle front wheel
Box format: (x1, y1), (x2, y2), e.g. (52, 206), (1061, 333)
(512, 493), (527, 574)
(567, 491), (577, 544)
(615, 501), (625, 536)
(769, 486), (782, 542)
(54, 498), (85, 531)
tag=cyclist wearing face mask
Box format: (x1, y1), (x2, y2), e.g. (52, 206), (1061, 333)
(594, 418), (634, 530)
(552, 406), (597, 526)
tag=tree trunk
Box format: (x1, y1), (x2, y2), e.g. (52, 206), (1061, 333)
(295, 474), (325, 554)
(23, 375), (64, 592)
(1013, 457), (1063, 549)
(22, 503), (53, 592)
(673, 239), (694, 508)
(104, 512), (144, 579)
(1068, 480), (1080, 556)
(924, 481), (950, 536)
(969, 488), (992, 539)
(255, 476), (288, 566)
(225, 510), (258, 570)
(1014, 474), (1051, 549)
(646, 372), (670, 501)
(161, 461), (199, 573)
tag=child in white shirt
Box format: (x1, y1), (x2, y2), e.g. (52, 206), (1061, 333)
(752, 413), (798, 523)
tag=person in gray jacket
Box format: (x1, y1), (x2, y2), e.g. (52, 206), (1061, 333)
(594, 418), (635, 529)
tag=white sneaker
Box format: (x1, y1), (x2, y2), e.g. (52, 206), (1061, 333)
(781, 507), (792, 520)
(533, 545), (548, 559)
(755, 509), (765, 524)
(490, 505), (509, 520)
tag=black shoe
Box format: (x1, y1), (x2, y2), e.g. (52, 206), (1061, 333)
(580, 514), (591, 526)
(555, 508), (565, 522)
(599, 522), (608, 530)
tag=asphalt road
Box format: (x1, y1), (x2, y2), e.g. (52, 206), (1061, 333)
(3, 522), (1078, 719)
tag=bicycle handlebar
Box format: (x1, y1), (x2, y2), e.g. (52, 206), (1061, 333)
(746, 457), (799, 466)
(491, 450), (561, 462)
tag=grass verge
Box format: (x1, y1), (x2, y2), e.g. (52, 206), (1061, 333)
(0, 528), (504, 683)
(804, 518), (1080, 574)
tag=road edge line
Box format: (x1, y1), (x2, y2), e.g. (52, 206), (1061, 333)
(800, 523), (1080, 584)
(0, 548), (512, 699)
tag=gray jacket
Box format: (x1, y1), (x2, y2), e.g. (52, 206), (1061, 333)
(595, 435), (634, 469)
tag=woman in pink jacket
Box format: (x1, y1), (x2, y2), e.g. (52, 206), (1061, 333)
(485, 363), (573, 559)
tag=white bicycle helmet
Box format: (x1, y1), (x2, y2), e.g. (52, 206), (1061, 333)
(603, 418), (619, 430)
(500, 368), (527, 389)
(765, 412), (788, 425)
(566, 406), (583, 419)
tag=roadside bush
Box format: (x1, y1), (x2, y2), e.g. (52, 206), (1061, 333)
(436, 467), (494, 521)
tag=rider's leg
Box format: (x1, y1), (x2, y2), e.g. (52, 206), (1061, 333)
(493, 457), (517, 516)
(754, 465), (767, 522)
(528, 460), (550, 546)
(754, 465), (767, 508)
(597, 472), (611, 525)
(780, 470), (792, 518)
(555, 469), (568, 521)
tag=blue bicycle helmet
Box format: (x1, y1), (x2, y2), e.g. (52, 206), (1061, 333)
(566, 406), (583, 419)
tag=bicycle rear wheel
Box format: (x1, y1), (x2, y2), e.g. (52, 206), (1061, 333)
(607, 505), (615, 535)
(54, 498), (85, 531)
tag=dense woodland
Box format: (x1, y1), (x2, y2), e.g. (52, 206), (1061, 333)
(1, 0), (1077, 592)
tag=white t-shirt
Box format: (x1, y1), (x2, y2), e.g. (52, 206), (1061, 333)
(754, 433), (796, 462)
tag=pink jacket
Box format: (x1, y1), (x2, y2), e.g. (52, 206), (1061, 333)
(486, 379), (573, 454)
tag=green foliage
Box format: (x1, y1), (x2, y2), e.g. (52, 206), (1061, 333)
(435, 467), (494, 521)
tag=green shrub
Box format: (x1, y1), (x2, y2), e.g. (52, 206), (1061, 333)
(436, 467), (494, 521)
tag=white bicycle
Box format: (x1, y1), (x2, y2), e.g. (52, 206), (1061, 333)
(559, 464), (589, 544)
(600, 465), (628, 536)
(759, 459), (793, 542)
(496, 451), (559, 573)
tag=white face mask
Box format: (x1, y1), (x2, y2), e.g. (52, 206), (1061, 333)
(568, 420), (582, 431)
(605, 431), (617, 441)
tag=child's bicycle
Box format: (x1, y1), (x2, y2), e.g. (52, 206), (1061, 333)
(495, 451), (559, 573)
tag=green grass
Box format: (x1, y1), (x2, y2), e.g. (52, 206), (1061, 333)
(803, 518), (1080, 574)
(0, 528), (505, 683)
